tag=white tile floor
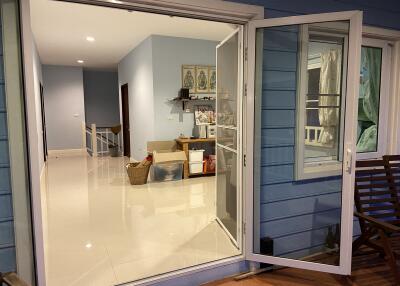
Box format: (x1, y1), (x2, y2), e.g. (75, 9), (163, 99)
(41, 155), (240, 286)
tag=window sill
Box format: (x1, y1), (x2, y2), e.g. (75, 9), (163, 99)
(296, 161), (342, 180)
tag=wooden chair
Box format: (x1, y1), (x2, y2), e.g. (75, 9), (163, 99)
(0, 273), (30, 286)
(384, 155), (400, 193)
(353, 159), (400, 284)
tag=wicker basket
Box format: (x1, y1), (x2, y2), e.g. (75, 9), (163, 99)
(126, 161), (151, 185)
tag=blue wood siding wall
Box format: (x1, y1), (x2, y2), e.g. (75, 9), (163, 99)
(231, 0), (400, 31)
(258, 26), (361, 258)
(0, 20), (16, 273)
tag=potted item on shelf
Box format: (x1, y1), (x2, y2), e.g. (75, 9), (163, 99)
(109, 125), (121, 157)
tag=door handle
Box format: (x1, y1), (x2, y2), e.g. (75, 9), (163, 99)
(345, 146), (353, 174)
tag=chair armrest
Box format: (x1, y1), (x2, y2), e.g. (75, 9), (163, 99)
(354, 211), (400, 233)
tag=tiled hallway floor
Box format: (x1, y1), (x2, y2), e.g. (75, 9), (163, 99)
(41, 155), (239, 286)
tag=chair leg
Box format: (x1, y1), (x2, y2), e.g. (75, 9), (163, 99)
(353, 233), (370, 253)
(378, 229), (400, 284)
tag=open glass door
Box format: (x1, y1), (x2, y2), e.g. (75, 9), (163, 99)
(216, 28), (243, 249)
(246, 11), (362, 274)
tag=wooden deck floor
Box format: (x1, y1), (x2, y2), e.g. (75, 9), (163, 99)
(204, 252), (397, 286)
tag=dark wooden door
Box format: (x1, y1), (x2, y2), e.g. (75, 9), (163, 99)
(40, 83), (48, 161)
(121, 84), (130, 157)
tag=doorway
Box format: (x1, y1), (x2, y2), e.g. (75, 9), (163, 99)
(121, 83), (130, 157)
(28, 1), (244, 285)
(39, 82), (48, 161)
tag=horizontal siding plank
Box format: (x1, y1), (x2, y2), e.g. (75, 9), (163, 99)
(0, 84), (4, 111)
(260, 192), (341, 222)
(263, 29), (298, 52)
(262, 89), (296, 109)
(0, 221), (14, 246)
(273, 227), (331, 256)
(261, 164), (293, 185)
(0, 113), (7, 138)
(0, 247), (16, 272)
(261, 128), (294, 147)
(261, 208), (341, 239)
(262, 70), (296, 90)
(261, 110), (295, 128)
(0, 168), (10, 192)
(0, 57), (3, 82)
(0, 141), (9, 165)
(261, 179), (342, 202)
(261, 146), (294, 166)
(263, 50), (297, 72)
(0, 195), (13, 219)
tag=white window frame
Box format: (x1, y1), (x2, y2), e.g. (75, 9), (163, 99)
(295, 24), (349, 180)
(295, 33), (393, 179)
(356, 37), (391, 160)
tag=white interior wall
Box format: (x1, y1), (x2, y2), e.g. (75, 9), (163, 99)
(118, 35), (219, 160)
(152, 35), (217, 139)
(32, 40), (44, 168)
(118, 37), (155, 161)
(42, 65), (85, 150)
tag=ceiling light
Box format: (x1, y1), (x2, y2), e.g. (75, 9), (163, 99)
(85, 242), (92, 249)
(110, 0), (123, 4)
(77, 60), (84, 64)
(86, 36), (95, 42)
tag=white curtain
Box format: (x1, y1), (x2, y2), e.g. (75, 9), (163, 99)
(318, 49), (342, 146)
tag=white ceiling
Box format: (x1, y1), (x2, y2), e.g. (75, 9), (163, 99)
(30, 0), (236, 69)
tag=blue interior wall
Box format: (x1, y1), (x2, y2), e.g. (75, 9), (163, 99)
(0, 21), (16, 272)
(231, 0), (400, 31)
(83, 70), (120, 127)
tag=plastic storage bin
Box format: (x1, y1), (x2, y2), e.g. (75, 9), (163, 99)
(189, 162), (203, 174)
(153, 162), (183, 181)
(189, 149), (205, 162)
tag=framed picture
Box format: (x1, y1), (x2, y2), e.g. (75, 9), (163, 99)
(208, 66), (216, 93)
(182, 65), (196, 93)
(195, 66), (209, 93)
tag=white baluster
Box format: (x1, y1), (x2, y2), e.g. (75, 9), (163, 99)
(92, 123), (97, 157)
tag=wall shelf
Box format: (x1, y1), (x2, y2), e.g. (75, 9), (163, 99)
(169, 97), (216, 111)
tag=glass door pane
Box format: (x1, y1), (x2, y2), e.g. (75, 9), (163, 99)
(247, 11), (362, 274)
(357, 45), (382, 153)
(216, 30), (241, 247)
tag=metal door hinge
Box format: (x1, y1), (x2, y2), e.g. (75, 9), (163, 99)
(243, 222), (246, 235)
(244, 84), (247, 97)
(244, 47), (248, 61)
(243, 154), (247, 167)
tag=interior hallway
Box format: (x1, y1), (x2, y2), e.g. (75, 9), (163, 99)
(41, 154), (239, 286)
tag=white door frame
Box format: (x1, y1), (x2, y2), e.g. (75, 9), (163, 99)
(245, 11), (363, 275)
(55, 0), (264, 23)
(215, 27), (244, 250)
(19, 1), (263, 286)
(21, 0), (400, 283)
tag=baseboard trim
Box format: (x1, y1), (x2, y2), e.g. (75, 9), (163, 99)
(48, 148), (86, 158)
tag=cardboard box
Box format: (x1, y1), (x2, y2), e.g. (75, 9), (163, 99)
(147, 141), (187, 163)
(147, 140), (178, 154)
(147, 141), (187, 181)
